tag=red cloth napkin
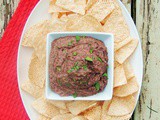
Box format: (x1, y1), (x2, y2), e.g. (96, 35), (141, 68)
(0, 0), (39, 119)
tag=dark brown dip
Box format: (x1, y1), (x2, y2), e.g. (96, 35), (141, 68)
(49, 36), (108, 97)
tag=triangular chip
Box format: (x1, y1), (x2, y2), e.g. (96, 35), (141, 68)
(71, 116), (88, 120)
(22, 20), (49, 47)
(51, 114), (75, 120)
(67, 101), (97, 115)
(59, 109), (70, 114)
(51, 13), (59, 21)
(67, 15), (104, 32)
(101, 101), (111, 119)
(37, 115), (51, 120)
(113, 77), (139, 97)
(115, 39), (139, 64)
(107, 96), (135, 116)
(84, 106), (102, 120)
(102, 113), (132, 120)
(85, 0), (97, 11)
(114, 36), (132, 51)
(123, 59), (135, 80)
(21, 80), (44, 98)
(32, 97), (60, 118)
(48, 0), (70, 13)
(114, 65), (127, 88)
(103, 9), (130, 43)
(56, 0), (86, 15)
(87, 0), (115, 22)
(28, 53), (45, 88)
(33, 20), (66, 61)
(47, 100), (66, 109)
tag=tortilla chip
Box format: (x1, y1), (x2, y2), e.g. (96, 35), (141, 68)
(102, 113), (132, 120)
(33, 20), (66, 61)
(114, 65), (127, 88)
(38, 115), (51, 120)
(115, 39), (139, 64)
(103, 9), (130, 43)
(67, 15), (104, 32)
(60, 109), (70, 114)
(21, 80), (44, 98)
(59, 14), (69, 22)
(114, 61), (120, 68)
(56, 0), (86, 15)
(87, 0), (115, 22)
(28, 53), (45, 88)
(107, 96), (135, 116)
(101, 101), (111, 119)
(52, 13), (59, 21)
(113, 77), (139, 97)
(85, 0), (97, 11)
(22, 20), (49, 47)
(84, 106), (102, 120)
(51, 114), (75, 120)
(32, 97), (60, 118)
(123, 60), (135, 80)
(67, 101), (97, 115)
(114, 36), (132, 51)
(48, 0), (70, 13)
(71, 116), (88, 120)
(47, 100), (66, 109)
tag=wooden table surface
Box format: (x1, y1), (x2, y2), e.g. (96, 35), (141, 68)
(0, 0), (160, 120)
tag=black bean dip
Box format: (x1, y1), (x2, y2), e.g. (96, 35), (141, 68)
(49, 36), (108, 97)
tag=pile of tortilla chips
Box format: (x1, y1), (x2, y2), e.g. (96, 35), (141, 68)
(21, 0), (139, 120)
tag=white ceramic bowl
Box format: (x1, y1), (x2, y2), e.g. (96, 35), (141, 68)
(45, 32), (114, 101)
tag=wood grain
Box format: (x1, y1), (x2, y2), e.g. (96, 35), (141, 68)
(1, 0), (160, 120)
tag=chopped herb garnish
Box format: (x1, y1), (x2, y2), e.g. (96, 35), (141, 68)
(56, 66), (61, 71)
(83, 65), (88, 70)
(85, 56), (93, 62)
(75, 65), (80, 70)
(57, 80), (62, 86)
(73, 52), (77, 56)
(97, 57), (103, 62)
(67, 68), (74, 73)
(68, 42), (72, 46)
(103, 73), (108, 77)
(82, 36), (86, 38)
(74, 62), (79, 66)
(76, 36), (80, 42)
(90, 48), (94, 54)
(94, 82), (100, 91)
(73, 92), (77, 98)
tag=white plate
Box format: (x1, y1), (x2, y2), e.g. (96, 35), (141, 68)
(17, 0), (143, 119)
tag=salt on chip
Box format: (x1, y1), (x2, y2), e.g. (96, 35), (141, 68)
(71, 116), (88, 120)
(21, 80), (44, 98)
(55, 0), (86, 15)
(115, 39), (139, 64)
(114, 65), (127, 88)
(60, 109), (70, 114)
(85, 0), (97, 11)
(67, 101), (97, 115)
(51, 114), (75, 120)
(47, 100), (66, 109)
(22, 20), (49, 47)
(114, 36), (132, 51)
(37, 115), (51, 120)
(32, 97), (60, 118)
(67, 15), (104, 32)
(107, 96), (135, 116)
(48, 0), (70, 13)
(102, 113), (132, 120)
(113, 77), (139, 97)
(84, 106), (102, 120)
(87, 0), (115, 22)
(33, 20), (66, 61)
(103, 9), (130, 43)
(123, 59), (135, 80)
(28, 53), (45, 88)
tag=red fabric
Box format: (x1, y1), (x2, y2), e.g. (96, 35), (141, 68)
(0, 0), (39, 119)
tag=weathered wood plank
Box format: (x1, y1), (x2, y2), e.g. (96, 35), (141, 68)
(133, 0), (160, 119)
(0, 0), (20, 39)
